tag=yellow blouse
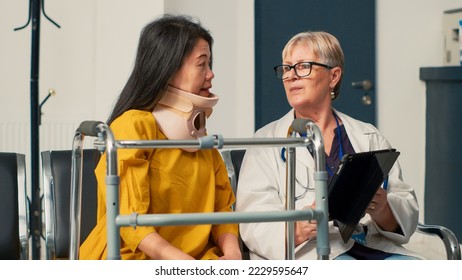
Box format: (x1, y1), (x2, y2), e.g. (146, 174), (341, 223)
(79, 110), (238, 260)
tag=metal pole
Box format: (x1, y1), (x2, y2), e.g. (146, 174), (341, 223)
(69, 132), (84, 260)
(69, 121), (121, 260)
(285, 146), (296, 260)
(103, 124), (121, 260)
(291, 118), (330, 259)
(30, 0), (42, 260)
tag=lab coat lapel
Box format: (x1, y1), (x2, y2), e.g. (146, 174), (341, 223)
(277, 109), (316, 173)
(334, 110), (374, 152)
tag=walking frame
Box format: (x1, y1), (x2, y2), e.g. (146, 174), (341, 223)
(69, 119), (330, 260)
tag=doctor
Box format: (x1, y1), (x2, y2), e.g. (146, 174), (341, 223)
(236, 31), (421, 260)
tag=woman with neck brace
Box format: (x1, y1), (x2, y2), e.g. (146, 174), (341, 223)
(79, 14), (241, 260)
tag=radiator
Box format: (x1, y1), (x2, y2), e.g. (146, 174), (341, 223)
(0, 122), (95, 154)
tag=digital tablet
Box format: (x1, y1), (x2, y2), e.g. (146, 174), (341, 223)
(327, 149), (400, 243)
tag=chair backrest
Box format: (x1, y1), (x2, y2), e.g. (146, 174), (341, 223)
(0, 152), (29, 260)
(221, 149), (246, 195)
(220, 149), (249, 259)
(41, 149), (100, 259)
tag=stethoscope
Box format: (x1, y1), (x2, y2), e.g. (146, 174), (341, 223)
(281, 113), (390, 196)
(281, 112), (343, 174)
(280, 112), (343, 199)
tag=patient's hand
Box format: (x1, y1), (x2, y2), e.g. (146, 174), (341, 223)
(217, 233), (242, 260)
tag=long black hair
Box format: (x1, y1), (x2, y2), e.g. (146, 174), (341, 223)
(106, 14), (213, 125)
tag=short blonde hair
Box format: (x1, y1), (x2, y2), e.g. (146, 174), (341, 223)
(282, 31), (344, 100)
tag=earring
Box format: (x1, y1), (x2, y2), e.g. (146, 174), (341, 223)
(330, 91), (335, 100)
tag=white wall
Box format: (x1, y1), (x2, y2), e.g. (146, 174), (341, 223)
(1, 0), (461, 221)
(376, 0), (461, 220)
(164, 0), (255, 138)
(1, 0), (166, 151)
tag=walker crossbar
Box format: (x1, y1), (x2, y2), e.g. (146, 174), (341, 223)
(114, 137), (311, 150)
(70, 119), (330, 260)
(116, 209), (318, 227)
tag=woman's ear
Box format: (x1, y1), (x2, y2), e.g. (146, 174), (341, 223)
(329, 67), (342, 88)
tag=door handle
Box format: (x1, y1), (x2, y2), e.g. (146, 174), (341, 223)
(351, 80), (373, 106)
(351, 80), (372, 91)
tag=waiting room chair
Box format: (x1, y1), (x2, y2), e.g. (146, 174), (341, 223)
(220, 149), (250, 259)
(41, 149), (100, 259)
(221, 149), (461, 260)
(221, 149), (246, 197)
(0, 152), (29, 259)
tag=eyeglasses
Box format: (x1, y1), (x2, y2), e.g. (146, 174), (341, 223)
(273, 61), (333, 80)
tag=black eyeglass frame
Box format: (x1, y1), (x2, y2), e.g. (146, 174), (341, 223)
(273, 61), (333, 80)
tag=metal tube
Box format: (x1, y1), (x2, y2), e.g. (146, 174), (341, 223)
(291, 119), (330, 259)
(285, 145), (296, 260)
(314, 171), (329, 259)
(99, 123), (121, 260)
(116, 209), (315, 227)
(69, 121), (121, 260)
(306, 122), (330, 260)
(69, 132), (84, 260)
(116, 137), (309, 150)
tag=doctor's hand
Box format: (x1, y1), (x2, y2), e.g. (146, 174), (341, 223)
(366, 187), (399, 232)
(295, 204), (317, 246)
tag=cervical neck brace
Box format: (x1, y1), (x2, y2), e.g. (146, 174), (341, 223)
(152, 86), (218, 151)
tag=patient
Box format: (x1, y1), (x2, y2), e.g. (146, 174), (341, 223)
(236, 31), (421, 260)
(79, 14), (241, 260)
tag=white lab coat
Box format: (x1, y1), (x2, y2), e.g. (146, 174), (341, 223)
(236, 109), (421, 260)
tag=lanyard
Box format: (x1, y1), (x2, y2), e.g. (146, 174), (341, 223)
(334, 112), (344, 159)
(326, 112), (344, 177)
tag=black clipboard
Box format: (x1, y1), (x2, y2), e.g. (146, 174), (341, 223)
(327, 148), (400, 243)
